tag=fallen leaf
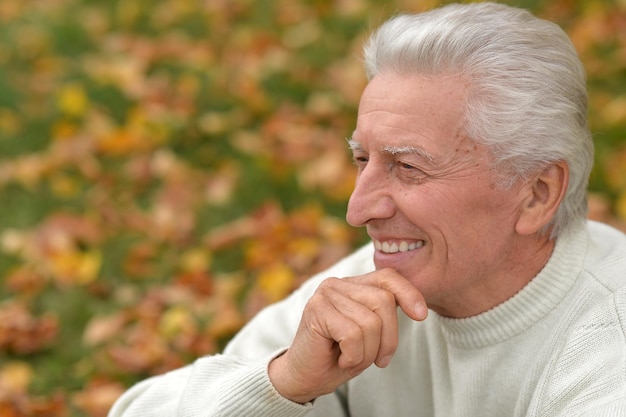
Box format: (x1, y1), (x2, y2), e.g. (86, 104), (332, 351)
(56, 83), (89, 117)
(73, 379), (125, 417)
(256, 262), (296, 303)
(0, 361), (33, 395)
(83, 314), (127, 347)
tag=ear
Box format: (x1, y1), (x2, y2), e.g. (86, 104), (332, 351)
(515, 161), (569, 236)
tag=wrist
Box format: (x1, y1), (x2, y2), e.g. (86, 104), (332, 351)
(268, 350), (316, 404)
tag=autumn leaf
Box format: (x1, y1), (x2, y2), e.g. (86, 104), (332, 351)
(0, 0), (623, 413)
(0, 361), (33, 395)
(47, 248), (102, 285)
(0, 302), (58, 355)
(73, 380), (125, 417)
(158, 305), (196, 340)
(56, 83), (89, 117)
(4, 266), (47, 297)
(83, 313), (128, 347)
(256, 261), (296, 303)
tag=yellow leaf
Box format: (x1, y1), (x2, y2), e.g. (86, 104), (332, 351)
(49, 249), (101, 285)
(0, 361), (33, 394)
(159, 306), (195, 339)
(57, 83), (89, 117)
(287, 237), (319, 259)
(257, 262), (295, 303)
(179, 248), (212, 273)
(76, 250), (102, 284)
(48, 172), (80, 198)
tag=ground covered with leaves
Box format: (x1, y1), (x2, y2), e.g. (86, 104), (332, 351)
(0, 0), (624, 416)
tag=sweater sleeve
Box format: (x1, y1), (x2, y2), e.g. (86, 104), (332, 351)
(108, 244), (374, 417)
(107, 352), (314, 417)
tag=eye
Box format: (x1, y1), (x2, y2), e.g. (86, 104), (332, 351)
(397, 160), (420, 171)
(396, 160), (428, 181)
(352, 154), (369, 168)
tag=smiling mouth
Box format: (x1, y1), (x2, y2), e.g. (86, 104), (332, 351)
(373, 239), (425, 253)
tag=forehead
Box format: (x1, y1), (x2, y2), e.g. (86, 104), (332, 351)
(353, 73), (469, 158)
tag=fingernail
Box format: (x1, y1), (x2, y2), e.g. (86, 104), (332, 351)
(414, 302), (428, 320)
(378, 355), (392, 368)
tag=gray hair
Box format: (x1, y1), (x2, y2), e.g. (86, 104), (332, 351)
(363, 2), (593, 237)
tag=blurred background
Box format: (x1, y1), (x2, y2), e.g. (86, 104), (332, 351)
(0, 0), (624, 415)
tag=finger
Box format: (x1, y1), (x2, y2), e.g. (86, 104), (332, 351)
(315, 280), (384, 371)
(347, 268), (429, 321)
(320, 278), (399, 368)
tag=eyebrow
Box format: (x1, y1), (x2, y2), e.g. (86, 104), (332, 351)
(347, 138), (436, 163)
(347, 138), (363, 152)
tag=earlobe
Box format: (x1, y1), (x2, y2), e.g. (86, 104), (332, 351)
(515, 162), (569, 235)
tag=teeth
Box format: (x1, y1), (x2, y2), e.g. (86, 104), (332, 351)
(374, 239), (424, 253)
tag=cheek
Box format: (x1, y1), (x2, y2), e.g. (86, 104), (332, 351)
(398, 184), (465, 220)
(453, 190), (522, 245)
(405, 184), (518, 234)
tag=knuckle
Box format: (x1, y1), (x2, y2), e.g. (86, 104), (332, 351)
(360, 311), (383, 331)
(304, 291), (328, 314)
(376, 267), (397, 280)
(318, 277), (341, 292)
(378, 289), (396, 306)
(342, 323), (363, 342)
(367, 289), (396, 317)
(379, 270), (399, 288)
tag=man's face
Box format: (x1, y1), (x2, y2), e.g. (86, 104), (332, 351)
(346, 73), (528, 317)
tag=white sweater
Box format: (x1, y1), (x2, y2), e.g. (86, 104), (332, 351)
(109, 221), (626, 416)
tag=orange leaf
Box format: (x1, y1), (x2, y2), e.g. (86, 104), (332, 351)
(83, 314), (127, 347)
(73, 380), (125, 417)
(0, 361), (33, 395)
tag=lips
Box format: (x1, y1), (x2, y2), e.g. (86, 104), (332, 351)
(373, 239), (425, 253)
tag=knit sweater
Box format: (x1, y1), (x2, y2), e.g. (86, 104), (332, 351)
(109, 220), (626, 417)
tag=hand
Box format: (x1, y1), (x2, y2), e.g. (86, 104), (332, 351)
(268, 268), (428, 404)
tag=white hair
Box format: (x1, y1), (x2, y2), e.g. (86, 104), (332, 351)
(363, 2), (593, 237)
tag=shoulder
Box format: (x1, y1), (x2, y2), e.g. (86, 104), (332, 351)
(582, 221), (626, 291)
(531, 286), (626, 416)
(584, 221), (626, 272)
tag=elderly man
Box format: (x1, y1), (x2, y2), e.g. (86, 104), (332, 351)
(109, 2), (626, 416)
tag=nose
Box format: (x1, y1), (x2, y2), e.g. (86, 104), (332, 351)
(346, 162), (395, 227)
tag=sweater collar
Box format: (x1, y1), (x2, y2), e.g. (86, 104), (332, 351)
(433, 224), (589, 348)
